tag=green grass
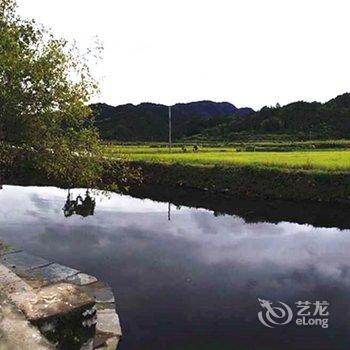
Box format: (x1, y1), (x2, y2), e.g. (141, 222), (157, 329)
(103, 144), (350, 171)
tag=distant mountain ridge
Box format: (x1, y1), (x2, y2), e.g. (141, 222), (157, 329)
(91, 101), (254, 141)
(194, 93), (350, 141)
(92, 93), (350, 142)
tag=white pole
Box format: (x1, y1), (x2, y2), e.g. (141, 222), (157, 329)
(168, 106), (172, 152)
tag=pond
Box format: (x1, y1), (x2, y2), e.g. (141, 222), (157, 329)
(0, 185), (350, 350)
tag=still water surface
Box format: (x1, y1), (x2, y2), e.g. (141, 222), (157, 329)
(0, 185), (350, 350)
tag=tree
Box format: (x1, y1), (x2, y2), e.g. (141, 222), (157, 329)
(0, 0), (112, 187)
(260, 117), (282, 132)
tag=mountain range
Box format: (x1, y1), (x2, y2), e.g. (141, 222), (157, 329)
(91, 101), (253, 141)
(197, 93), (350, 141)
(91, 93), (350, 142)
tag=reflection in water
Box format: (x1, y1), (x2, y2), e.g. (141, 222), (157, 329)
(63, 189), (96, 218)
(0, 185), (350, 350)
(129, 185), (350, 230)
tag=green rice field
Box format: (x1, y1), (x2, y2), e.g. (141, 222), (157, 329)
(103, 144), (350, 171)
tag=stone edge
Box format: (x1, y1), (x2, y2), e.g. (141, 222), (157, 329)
(0, 244), (122, 349)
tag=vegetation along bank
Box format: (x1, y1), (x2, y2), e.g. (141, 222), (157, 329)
(110, 157), (350, 204)
(4, 144), (350, 204)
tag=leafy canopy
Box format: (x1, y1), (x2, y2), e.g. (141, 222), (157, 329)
(0, 0), (106, 186)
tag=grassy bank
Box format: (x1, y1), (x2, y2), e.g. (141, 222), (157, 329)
(4, 143), (350, 203)
(121, 161), (350, 203)
(102, 143), (350, 202)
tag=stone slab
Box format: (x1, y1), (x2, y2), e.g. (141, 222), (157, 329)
(79, 281), (115, 303)
(0, 245), (121, 348)
(94, 334), (120, 349)
(0, 265), (95, 324)
(96, 309), (122, 337)
(0, 292), (54, 349)
(1, 251), (49, 272)
(0, 263), (96, 348)
(67, 272), (98, 286)
(0, 263), (33, 296)
(25, 263), (79, 284)
(10, 282), (95, 322)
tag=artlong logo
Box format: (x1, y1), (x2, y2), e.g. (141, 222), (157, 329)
(258, 298), (330, 329)
(258, 298), (293, 328)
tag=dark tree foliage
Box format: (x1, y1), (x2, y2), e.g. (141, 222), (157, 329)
(197, 93), (350, 140)
(92, 101), (254, 141)
(92, 93), (350, 142)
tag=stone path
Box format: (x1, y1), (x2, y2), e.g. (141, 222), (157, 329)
(0, 246), (121, 349)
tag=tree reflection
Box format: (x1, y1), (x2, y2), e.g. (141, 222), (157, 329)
(63, 189), (96, 218)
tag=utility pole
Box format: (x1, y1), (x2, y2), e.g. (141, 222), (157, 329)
(168, 105), (172, 153)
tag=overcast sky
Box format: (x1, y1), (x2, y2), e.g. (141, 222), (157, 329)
(17, 0), (350, 110)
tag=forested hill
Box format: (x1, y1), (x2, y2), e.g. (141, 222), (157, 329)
(91, 101), (254, 141)
(195, 93), (350, 141)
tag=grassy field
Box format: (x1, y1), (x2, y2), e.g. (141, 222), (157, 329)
(103, 144), (350, 171)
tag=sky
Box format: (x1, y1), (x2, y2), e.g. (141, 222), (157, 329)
(17, 0), (350, 110)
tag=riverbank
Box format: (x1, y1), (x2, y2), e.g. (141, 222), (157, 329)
(0, 243), (121, 349)
(3, 148), (350, 203)
(121, 160), (350, 203)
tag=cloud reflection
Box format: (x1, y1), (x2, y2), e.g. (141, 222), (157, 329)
(1, 185), (350, 349)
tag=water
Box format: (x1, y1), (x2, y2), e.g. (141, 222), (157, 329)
(0, 185), (350, 350)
